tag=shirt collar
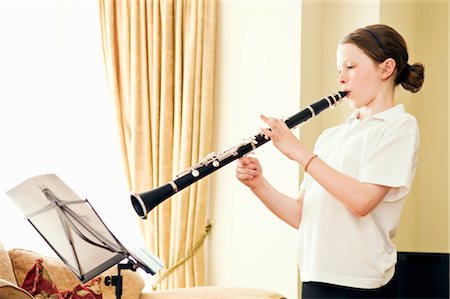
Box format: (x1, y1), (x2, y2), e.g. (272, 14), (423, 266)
(346, 104), (405, 124)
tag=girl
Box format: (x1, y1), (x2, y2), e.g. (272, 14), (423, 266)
(235, 24), (424, 298)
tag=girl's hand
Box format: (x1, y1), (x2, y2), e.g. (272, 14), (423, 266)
(235, 156), (263, 189)
(260, 114), (302, 160)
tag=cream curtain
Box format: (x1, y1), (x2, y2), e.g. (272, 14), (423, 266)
(98, 0), (217, 289)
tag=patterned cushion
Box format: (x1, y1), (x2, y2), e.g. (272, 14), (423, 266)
(20, 258), (102, 299)
(9, 248), (145, 299)
(21, 258), (61, 298)
(8, 249), (79, 292)
(64, 278), (102, 299)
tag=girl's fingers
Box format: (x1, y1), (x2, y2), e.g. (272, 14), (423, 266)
(239, 156), (259, 166)
(260, 128), (272, 139)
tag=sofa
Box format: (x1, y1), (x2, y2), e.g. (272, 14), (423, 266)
(0, 241), (286, 299)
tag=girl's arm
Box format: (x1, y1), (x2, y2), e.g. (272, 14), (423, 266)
(251, 178), (304, 228)
(260, 115), (390, 217)
(236, 157), (304, 228)
(298, 150), (389, 217)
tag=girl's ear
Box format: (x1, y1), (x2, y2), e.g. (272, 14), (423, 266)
(380, 58), (396, 79)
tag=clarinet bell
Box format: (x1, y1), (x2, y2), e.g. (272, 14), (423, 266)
(131, 183), (176, 219)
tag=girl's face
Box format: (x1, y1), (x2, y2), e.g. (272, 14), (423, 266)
(336, 43), (384, 110)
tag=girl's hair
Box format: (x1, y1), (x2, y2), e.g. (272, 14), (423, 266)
(340, 24), (424, 93)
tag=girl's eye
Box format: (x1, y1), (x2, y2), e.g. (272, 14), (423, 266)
(347, 65), (354, 69)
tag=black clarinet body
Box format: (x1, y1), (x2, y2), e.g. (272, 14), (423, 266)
(131, 91), (347, 219)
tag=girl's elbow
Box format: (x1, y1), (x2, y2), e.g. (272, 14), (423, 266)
(290, 217), (301, 229)
(350, 202), (372, 217)
(350, 184), (389, 217)
(353, 208), (370, 217)
(348, 191), (384, 217)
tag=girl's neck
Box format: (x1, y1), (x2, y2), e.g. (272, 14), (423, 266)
(357, 87), (395, 120)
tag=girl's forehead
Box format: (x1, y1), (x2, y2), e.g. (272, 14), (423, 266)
(337, 43), (363, 55)
(336, 43), (369, 61)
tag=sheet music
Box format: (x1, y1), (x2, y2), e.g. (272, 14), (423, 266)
(6, 174), (163, 282)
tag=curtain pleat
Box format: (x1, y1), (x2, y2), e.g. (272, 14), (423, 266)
(99, 0), (217, 289)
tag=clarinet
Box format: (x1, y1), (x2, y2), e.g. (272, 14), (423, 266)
(131, 91), (347, 219)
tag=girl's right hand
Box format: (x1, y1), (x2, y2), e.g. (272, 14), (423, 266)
(235, 156), (263, 189)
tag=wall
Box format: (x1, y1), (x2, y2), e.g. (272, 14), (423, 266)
(413, 1), (448, 252)
(208, 1), (301, 298)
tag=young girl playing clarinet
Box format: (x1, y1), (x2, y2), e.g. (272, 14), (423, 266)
(235, 24), (424, 298)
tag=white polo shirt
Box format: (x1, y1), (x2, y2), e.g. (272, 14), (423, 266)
(298, 104), (419, 289)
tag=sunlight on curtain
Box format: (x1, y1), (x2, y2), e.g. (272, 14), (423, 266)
(99, 0), (217, 289)
(0, 0), (144, 267)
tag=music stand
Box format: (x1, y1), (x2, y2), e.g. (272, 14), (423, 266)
(6, 174), (164, 299)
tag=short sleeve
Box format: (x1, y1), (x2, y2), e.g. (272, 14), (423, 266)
(360, 117), (419, 202)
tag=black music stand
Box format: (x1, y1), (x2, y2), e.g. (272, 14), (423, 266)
(6, 174), (164, 299)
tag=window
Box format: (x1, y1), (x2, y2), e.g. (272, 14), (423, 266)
(0, 0), (142, 257)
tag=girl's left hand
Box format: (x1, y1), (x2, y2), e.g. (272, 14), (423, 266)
(260, 114), (302, 160)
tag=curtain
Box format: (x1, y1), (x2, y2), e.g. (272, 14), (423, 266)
(98, 0), (217, 289)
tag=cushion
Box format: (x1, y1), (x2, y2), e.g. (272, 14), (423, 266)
(21, 258), (61, 298)
(9, 248), (145, 299)
(9, 249), (80, 292)
(141, 286), (287, 299)
(0, 241), (17, 285)
(0, 278), (33, 299)
(20, 258), (102, 299)
(64, 278), (102, 299)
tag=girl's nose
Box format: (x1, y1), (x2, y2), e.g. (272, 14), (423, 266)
(337, 72), (346, 85)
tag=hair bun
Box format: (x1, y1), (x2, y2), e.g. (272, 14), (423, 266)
(399, 62), (425, 93)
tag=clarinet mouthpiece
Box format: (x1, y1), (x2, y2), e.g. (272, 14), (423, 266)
(339, 91), (348, 97)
